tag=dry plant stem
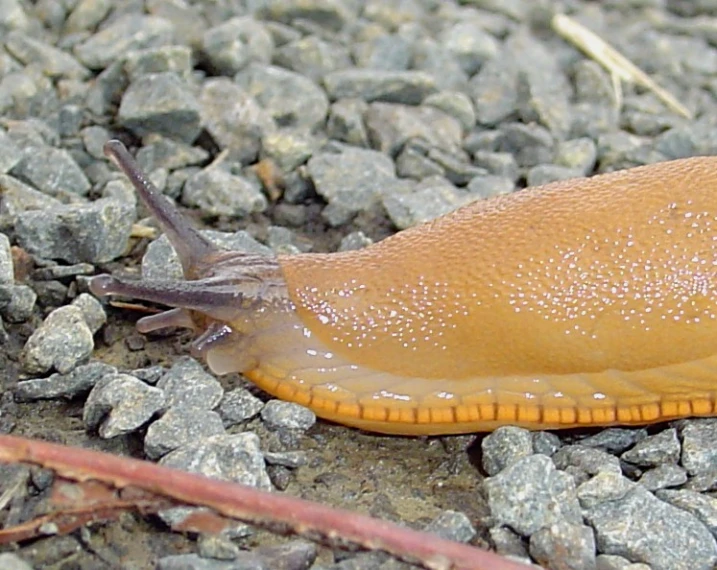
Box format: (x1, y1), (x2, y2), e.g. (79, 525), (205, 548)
(552, 13), (692, 119)
(0, 435), (534, 570)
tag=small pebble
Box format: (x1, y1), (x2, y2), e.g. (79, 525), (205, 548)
(583, 484), (717, 570)
(160, 432), (271, 491)
(681, 420), (717, 476)
(484, 454), (582, 537)
(638, 464), (688, 491)
(118, 72), (201, 143)
(83, 373), (166, 438)
(10, 144), (90, 197)
(144, 406), (226, 459)
(156, 356), (224, 411)
(14, 198), (135, 264)
(656, 489), (717, 537)
(261, 400), (316, 431)
(217, 388), (264, 427)
(0, 553), (34, 570)
(182, 166), (267, 217)
(480, 425), (533, 476)
(307, 145), (397, 226)
(324, 69), (437, 104)
(0, 234), (16, 284)
(20, 305), (93, 374)
(15, 362), (116, 402)
(577, 472), (635, 509)
(621, 428), (681, 467)
(529, 521), (597, 570)
(423, 510), (476, 544)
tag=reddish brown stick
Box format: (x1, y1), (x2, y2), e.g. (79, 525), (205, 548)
(0, 434), (534, 570)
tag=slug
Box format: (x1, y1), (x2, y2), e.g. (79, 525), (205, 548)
(90, 140), (717, 435)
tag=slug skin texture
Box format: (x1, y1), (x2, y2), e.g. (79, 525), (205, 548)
(92, 142), (717, 435)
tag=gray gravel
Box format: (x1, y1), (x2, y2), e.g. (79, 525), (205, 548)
(4, 1), (717, 569)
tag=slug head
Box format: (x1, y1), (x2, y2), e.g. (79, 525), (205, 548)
(89, 140), (289, 371)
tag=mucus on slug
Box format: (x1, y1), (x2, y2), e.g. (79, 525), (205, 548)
(92, 140), (717, 435)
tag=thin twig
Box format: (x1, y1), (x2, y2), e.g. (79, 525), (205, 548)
(552, 13), (692, 119)
(0, 434), (536, 570)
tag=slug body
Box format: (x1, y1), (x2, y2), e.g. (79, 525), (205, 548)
(91, 141), (717, 435)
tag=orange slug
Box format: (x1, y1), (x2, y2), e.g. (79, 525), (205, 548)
(90, 140), (717, 435)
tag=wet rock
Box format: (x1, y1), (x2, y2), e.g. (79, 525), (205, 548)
(15, 362), (116, 402)
(261, 400), (316, 431)
(83, 373), (166, 438)
(529, 521), (596, 570)
(10, 145), (90, 197)
(218, 388), (265, 428)
(20, 305), (94, 374)
(145, 406), (226, 459)
(118, 72), (201, 143)
(481, 426), (533, 476)
(160, 432), (271, 491)
(73, 14), (174, 69)
(621, 428), (681, 467)
(15, 198), (134, 264)
(583, 484), (717, 570)
(423, 510), (476, 543)
(182, 166), (267, 217)
(484, 454), (582, 537)
(156, 356), (224, 411)
(324, 69), (437, 104)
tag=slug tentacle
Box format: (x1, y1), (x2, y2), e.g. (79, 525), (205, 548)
(104, 140), (217, 279)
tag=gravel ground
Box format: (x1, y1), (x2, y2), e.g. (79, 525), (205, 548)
(2, 0), (717, 569)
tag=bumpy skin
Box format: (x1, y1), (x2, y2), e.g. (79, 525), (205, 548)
(92, 142), (717, 435)
(273, 157), (717, 433)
